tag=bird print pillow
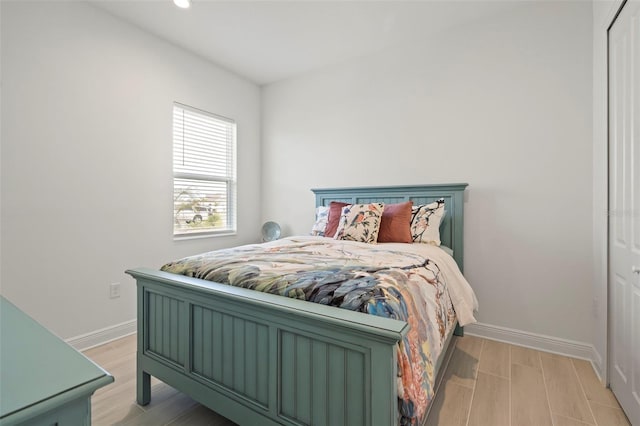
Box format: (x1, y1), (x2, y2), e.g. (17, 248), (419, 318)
(411, 200), (445, 245)
(334, 203), (385, 243)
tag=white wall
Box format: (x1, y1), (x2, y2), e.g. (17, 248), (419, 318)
(0, 1), (261, 341)
(262, 2), (594, 344)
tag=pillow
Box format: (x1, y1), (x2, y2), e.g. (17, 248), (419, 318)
(324, 201), (350, 238)
(411, 200), (445, 245)
(334, 203), (385, 244)
(310, 206), (329, 236)
(377, 201), (413, 243)
(440, 245), (454, 257)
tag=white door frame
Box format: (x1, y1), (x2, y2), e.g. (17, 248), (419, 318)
(606, 0), (628, 388)
(594, 0), (625, 384)
(603, 0), (638, 387)
(606, 3), (640, 423)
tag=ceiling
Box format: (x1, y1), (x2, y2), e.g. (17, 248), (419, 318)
(92, 1), (512, 86)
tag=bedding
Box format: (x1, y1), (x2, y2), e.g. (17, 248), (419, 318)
(161, 236), (477, 425)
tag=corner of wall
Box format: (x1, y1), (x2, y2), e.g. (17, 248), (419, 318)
(590, 347), (605, 383)
(66, 319), (137, 351)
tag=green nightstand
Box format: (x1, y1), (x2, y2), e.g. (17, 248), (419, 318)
(0, 297), (114, 425)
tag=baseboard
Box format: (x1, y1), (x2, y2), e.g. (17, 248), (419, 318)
(66, 319), (136, 351)
(465, 322), (597, 362)
(591, 348), (605, 383)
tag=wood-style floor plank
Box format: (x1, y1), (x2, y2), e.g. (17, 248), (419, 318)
(511, 363), (553, 426)
(442, 335), (483, 389)
(167, 404), (236, 426)
(553, 414), (595, 426)
(589, 401), (631, 426)
(572, 358), (621, 408)
(93, 401), (144, 426)
(467, 372), (510, 426)
(540, 353), (596, 424)
(120, 391), (199, 426)
(478, 340), (510, 379)
(511, 345), (542, 371)
(84, 334), (137, 365)
(424, 379), (473, 426)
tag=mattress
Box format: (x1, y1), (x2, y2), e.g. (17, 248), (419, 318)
(161, 236), (477, 425)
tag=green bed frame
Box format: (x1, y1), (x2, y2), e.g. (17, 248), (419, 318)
(126, 183), (468, 426)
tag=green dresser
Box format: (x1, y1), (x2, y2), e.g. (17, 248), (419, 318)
(0, 297), (113, 425)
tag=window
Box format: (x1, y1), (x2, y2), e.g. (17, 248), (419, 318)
(173, 103), (236, 237)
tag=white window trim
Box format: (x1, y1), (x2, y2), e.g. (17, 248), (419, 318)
(172, 102), (237, 238)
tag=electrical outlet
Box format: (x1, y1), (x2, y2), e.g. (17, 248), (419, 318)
(110, 282), (121, 299)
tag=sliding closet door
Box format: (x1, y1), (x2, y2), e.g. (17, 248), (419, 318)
(608, 1), (640, 424)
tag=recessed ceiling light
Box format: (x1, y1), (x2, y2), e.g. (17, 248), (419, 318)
(173, 0), (190, 9)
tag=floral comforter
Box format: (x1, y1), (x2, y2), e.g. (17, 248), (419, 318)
(161, 236), (477, 425)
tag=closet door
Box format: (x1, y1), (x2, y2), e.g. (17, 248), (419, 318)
(608, 1), (640, 424)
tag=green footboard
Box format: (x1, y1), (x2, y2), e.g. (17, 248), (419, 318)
(127, 268), (409, 426)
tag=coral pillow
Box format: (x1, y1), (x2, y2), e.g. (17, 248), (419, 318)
(324, 201), (350, 238)
(377, 201), (413, 243)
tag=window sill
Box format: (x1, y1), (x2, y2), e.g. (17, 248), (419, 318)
(173, 231), (237, 241)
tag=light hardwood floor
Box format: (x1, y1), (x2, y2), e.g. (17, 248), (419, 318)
(83, 334), (631, 426)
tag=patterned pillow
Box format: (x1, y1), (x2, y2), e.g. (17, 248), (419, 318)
(411, 200), (445, 245)
(310, 206), (329, 236)
(334, 203), (385, 243)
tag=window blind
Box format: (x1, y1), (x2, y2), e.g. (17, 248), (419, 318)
(173, 103), (236, 237)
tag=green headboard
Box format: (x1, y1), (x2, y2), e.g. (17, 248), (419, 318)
(311, 183), (468, 272)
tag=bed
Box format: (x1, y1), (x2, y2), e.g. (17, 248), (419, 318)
(126, 183), (474, 426)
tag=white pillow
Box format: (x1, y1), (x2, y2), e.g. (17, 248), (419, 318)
(310, 206), (329, 236)
(410, 200), (445, 245)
